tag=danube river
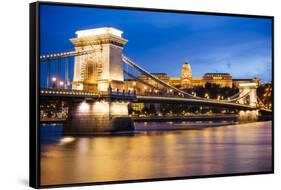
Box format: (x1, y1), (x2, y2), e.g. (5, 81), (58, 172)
(40, 121), (272, 186)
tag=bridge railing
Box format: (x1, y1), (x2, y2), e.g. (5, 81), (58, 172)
(40, 87), (137, 98)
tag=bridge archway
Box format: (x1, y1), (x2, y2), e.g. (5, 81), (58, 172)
(70, 27), (128, 92)
(238, 82), (258, 107)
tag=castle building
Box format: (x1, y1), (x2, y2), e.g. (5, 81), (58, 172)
(191, 78), (206, 87)
(203, 73), (232, 88)
(169, 77), (181, 89)
(122, 62), (258, 91)
(180, 62), (192, 89)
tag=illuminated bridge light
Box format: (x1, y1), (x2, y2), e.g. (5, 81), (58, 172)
(239, 83), (257, 87)
(79, 101), (90, 112)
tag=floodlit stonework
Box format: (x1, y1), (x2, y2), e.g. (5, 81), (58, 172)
(203, 73), (233, 88)
(181, 62), (192, 89)
(70, 27), (128, 92)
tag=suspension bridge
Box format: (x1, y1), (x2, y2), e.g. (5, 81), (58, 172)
(39, 27), (271, 133)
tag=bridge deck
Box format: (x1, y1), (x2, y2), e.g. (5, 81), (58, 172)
(38, 88), (272, 112)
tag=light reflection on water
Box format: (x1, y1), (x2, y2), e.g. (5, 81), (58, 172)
(40, 121), (272, 186)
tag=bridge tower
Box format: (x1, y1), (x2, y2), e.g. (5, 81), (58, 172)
(238, 82), (258, 107)
(70, 27), (128, 92)
(64, 28), (134, 134)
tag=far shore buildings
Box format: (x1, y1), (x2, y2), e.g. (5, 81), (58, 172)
(124, 62), (259, 94)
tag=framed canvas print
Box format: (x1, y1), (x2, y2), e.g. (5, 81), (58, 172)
(29, 1), (274, 188)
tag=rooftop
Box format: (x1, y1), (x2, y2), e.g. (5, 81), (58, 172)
(204, 73), (231, 76)
(232, 79), (255, 81)
(75, 27), (123, 38)
(150, 73), (168, 75)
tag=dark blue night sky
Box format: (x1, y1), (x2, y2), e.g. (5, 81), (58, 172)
(40, 4), (272, 86)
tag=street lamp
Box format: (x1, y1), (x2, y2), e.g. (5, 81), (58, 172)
(144, 86), (147, 95)
(108, 78), (112, 93)
(205, 93), (209, 99)
(51, 77), (57, 89)
(59, 81), (64, 89)
(132, 81), (136, 95)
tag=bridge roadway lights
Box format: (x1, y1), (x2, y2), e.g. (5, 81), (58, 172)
(64, 100), (134, 134)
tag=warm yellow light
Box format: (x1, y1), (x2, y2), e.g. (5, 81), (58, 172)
(110, 102), (129, 116)
(93, 101), (109, 115)
(76, 27), (123, 38)
(239, 83), (257, 87)
(133, 82), (136, 86)
(52, 77), (57, 82)
(59, 137), (75, 145)
(59, 81), (64, 86)
(79, 101), (90, 112)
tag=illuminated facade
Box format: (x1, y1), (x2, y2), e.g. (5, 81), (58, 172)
(169, 77), (181, 89)
(191, 78), (206, 87)
(124, 73), (170, 94)
(139, 73), (170, 84)
(70, 27), (128, 91)
(122, 62), (262, 91)
(181, 63), (192, 89)
(203, 73), (233, 88)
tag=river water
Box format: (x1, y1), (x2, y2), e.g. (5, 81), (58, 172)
(40, 121), (272, 186)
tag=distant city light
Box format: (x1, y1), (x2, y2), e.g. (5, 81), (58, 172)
(52, 77), (57, 82)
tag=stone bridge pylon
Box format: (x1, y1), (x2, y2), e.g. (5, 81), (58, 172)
(238, 82), (258, 107)
(65, 27), (134, 134)
(70, 27), (128, 92)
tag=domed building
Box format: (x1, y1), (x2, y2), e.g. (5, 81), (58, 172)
(181, 62), (192, 89)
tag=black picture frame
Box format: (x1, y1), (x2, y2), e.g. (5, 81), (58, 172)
(30, 1), (274, 189)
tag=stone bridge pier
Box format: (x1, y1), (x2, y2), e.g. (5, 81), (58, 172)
(238, 110), (259, 122)
(64, 100), (134, 134)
